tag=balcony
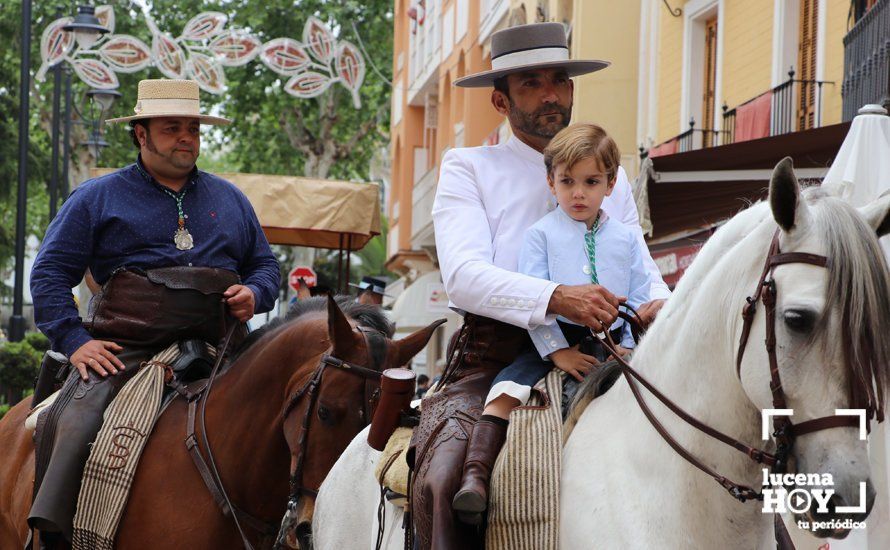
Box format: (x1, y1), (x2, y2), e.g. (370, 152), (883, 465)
(408, 0), (442, 105)
(411, 166), (438, 247)
(646, 71), (833, 158)
(842, 0), (890, 120)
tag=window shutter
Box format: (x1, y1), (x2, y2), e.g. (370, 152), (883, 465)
(702, 17), (719, 146)
(797, 0), (818, 130)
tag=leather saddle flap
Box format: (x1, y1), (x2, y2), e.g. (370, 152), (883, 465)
(145, 267), (240, 295)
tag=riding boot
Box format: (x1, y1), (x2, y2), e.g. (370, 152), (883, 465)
(451, 416), (508, 525)
(28, 348), (148, 542)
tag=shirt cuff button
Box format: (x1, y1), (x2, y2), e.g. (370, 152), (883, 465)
(507, 299), (516, 307)
(490, 297), (498, 305)
(550, 341), (558, 347)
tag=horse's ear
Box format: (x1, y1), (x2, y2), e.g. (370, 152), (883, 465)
(327, 295), (355, 355)
(769, 157), (810, 232)
(858, 191), (890, 238)
(296, 278), (311, 300)
(394, 319), (447, 368)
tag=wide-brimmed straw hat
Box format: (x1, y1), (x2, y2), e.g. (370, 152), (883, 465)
(454, 22), (609, 88)
(106, 79), (231, 125)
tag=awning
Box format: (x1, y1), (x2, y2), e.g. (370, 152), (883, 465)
(391, 270), (459, 332)
(90, 168), (381, 251)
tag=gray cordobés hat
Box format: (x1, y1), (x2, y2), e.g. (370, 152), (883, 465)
(454, 22), (609, 88)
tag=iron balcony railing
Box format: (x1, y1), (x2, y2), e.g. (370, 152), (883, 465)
(644, 71), (832, 158)
(842, 0), (890, 120)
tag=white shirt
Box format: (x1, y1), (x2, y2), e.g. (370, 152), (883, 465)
(432, 135), (670, 330)
(520, 208), (651, 355)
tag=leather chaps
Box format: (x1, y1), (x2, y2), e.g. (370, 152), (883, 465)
(28, 267), (243, 543)
(407, 314), (528, 550)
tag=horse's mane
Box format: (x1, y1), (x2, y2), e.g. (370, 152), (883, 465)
(809, 189), (890, 422)
(233, 295), (395, 359)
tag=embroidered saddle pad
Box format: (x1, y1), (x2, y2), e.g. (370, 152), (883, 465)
(486, 369), (563, 550)
(374, 426), (413, 498)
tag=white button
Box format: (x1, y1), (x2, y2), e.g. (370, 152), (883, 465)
(188, 262), (193, 266)
(508, 298), (516, 307)
(550, 341), (558, 347)
(490, 297), (498, 305)
(543, 333), (551, 339)
(582, 265), (591, 275)
(499, 298), (507, 306)
(517, 300), (525, 308)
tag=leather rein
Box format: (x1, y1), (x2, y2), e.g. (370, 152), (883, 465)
(596, 230), (863, 546)
(183, 324), (384, 550)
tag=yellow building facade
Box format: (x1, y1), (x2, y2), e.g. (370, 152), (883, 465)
(638, 0), (849, 152)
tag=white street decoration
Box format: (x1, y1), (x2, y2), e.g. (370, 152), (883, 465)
(36, 17), (74, 80)
(36, 6), (367, 107)
(72, 58), (119, 89)
(209, 31), (261, 67)
(303, 16), (335, 64)
(151, 32), (187, 79)
(260, 38), (311, 76)
(99, 35), (152, 73)
(285, 72), (333, 98)
(336, 41), (365, 109)
(186, 52), (226, 95)
(180, 12), (227, 41)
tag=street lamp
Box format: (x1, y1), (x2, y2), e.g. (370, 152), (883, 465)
(62, 5), (109, 50)
(79, 87), (120, 163)
(11, 0), (32, 342)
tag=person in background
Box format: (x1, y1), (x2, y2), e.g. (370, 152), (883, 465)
(415, 374), (431, 399)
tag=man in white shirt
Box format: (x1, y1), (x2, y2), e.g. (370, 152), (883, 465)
(409, 23), (670, 549)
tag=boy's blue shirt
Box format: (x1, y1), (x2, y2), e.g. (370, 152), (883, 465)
(519, 206), (652, 358)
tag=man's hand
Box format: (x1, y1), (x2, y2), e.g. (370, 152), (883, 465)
(224, 284), (255, 322)
(550, 345), (600, 382)
(636, 299), (666, 327)
(548, 284), (624, 332)
(70, 340), (125, 380)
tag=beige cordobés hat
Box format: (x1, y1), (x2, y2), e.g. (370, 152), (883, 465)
(106, 79), (231, 125)
(454, 22), (609, 88)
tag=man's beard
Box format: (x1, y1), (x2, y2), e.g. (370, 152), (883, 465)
(144, 130), (198, 170)
(507, 99), (572, 139)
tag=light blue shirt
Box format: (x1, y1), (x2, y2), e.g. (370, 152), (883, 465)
(519, 207), (651, 357)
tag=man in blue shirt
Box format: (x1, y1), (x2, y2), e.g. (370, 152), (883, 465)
(28, 79), (280, 541)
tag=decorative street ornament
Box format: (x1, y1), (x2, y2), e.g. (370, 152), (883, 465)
(99, 35), (152, 73)
(36, 17), (74, 80)
(186, 53), (226, 95)
(336, 42), (366, 108)
(209, 31), (261, 67)
(72, 58), (119, 89)
(260, 38), (311, 75)
(285, 72), (332, 98)
(180, 12), (227, 41)
(151, 31), (187, 79)
(303, 16), (335, 64)
(36, 6), (367, 107)
(95, 4), (115, 35)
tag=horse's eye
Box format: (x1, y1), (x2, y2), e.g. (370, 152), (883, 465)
(783, 309), (815, 334)
(317, 406), (331, 422)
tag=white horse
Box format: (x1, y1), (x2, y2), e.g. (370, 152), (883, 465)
(312, 160), (890, 549)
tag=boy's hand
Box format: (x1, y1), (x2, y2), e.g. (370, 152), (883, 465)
(609, 345), (631, 361)
(550, 345), (600, 382)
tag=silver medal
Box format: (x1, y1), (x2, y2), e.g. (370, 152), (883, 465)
(174, 227), (194, 250)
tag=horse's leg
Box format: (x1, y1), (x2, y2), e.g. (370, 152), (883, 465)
(0, 399), (38, 549)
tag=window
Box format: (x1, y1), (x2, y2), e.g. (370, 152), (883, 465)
(797, 0), (818, 130)
(702, 17), (719, 146)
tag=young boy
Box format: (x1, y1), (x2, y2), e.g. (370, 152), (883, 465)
(452, 123), (651, 520)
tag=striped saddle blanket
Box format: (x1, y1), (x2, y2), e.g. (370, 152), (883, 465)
(486, 369), (564, 550)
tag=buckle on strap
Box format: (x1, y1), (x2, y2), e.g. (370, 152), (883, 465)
(718, 477), (762, 502)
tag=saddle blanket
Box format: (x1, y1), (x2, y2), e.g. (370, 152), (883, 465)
(70, 342), (210, 550)
(486, 368), (563, 550)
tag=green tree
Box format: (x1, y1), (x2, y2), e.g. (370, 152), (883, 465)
(0, 341), (41, 405)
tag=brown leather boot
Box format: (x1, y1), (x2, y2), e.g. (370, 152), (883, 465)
(451, 417), (508, 525)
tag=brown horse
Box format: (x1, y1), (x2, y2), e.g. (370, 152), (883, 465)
(0, 296), (442, 549)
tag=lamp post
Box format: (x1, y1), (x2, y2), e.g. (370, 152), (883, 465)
(78, 87), (120, 164)
(10, 0), (32, 342)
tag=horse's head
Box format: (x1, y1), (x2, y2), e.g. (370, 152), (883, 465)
(278, 295), (443, 549)
(735, 158), (890, 537)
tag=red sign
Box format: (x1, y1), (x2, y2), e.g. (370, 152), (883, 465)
(651, 243), (704, 288)
(289, 266), (317, 290)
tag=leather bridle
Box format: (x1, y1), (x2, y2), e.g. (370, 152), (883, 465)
(598, 230), (867, 547)
(185, 324), (386, 550)
(271, 326), (386, 549)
